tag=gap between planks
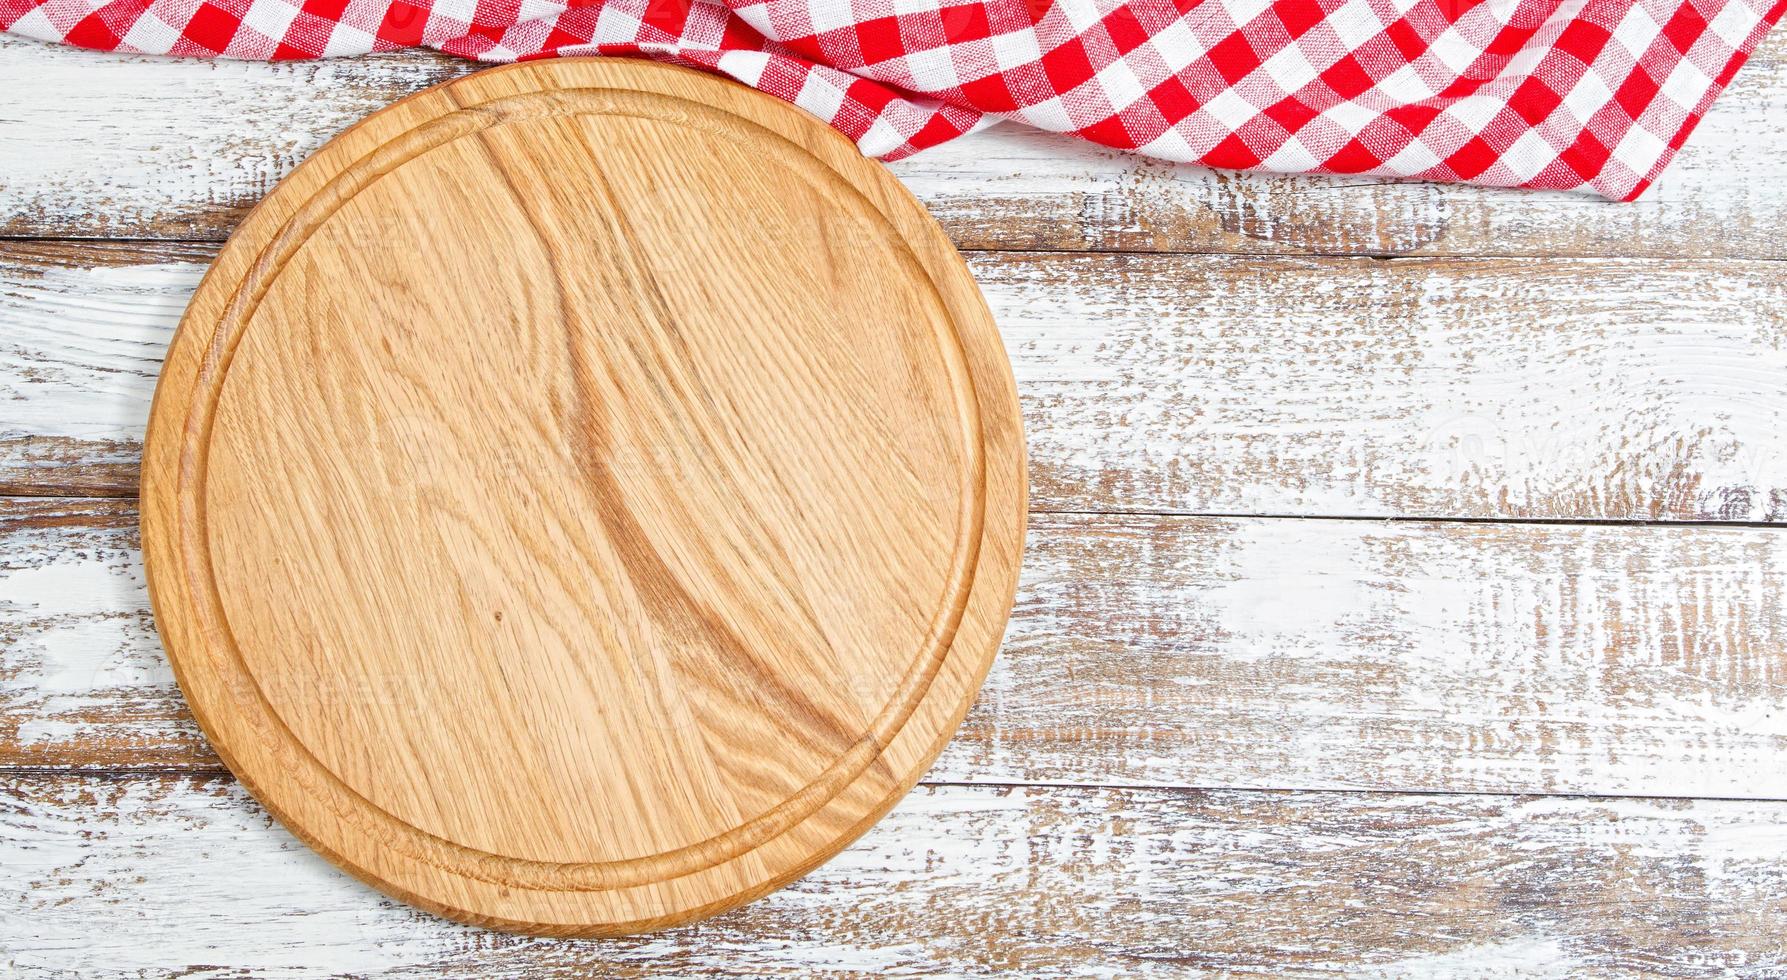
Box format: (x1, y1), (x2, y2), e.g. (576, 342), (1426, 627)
(15, 493), (1787, 533)
(12, 765), (1787, 807)
(13, 234), (1787, 266)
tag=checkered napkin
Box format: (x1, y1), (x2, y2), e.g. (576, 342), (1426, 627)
(5, 0), (1781, 199)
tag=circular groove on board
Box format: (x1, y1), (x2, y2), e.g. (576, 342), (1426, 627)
(141, 59), (1026, 936)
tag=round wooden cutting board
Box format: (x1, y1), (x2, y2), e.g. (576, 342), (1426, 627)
(139, 59), (1026, 937)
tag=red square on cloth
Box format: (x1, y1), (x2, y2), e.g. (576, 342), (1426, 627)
(181, 1), (242, 52)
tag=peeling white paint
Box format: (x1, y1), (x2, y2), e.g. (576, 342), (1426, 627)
(1379, 938), (1581, 978)
(0, 260), (194, 443)
(9, 502), (1787, 798)
(982, 253), (1787, 520)
(5, 778), (1787, 977)
(0, 37), (466, 236)
(7, 253), (1787, 520)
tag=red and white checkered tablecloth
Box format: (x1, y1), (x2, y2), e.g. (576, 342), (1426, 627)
(4, 0), (1781, 199)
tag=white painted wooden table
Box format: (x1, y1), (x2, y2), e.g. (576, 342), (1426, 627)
(4, 33), (1787, 977)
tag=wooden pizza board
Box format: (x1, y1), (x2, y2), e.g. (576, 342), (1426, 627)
(139, 58), (1026, 937)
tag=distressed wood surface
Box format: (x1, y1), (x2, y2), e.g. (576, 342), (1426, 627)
(11, 497), (1787, 800)
(7, 242), (1785, 519)
(8, 25), (1787, 974)
(4, 33), (1787, 259)
(6, 772), (1787, 977)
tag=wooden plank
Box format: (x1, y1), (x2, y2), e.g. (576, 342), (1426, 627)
(0, 242), (202, 495)
(11, 498), (1787, 800)
(8, 242), (1786, 521)
(4, 32), (1787, 259)
(0, 500), (190, 768)
(998, 251), (1787, 522)
(0, 38), (472, 241)
(6, 772), (1787, 976)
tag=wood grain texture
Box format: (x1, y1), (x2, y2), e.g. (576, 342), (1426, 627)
(13, 498), (1787, 800)
(4, 32), (1786, 259)
(10, 243), (1785, 520)
(8, 772), (1787, 977)
(135, 59), (1025, 935)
